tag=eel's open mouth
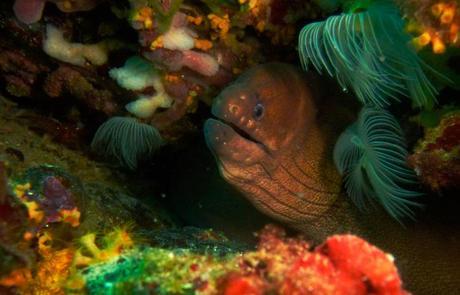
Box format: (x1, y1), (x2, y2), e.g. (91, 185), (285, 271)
(226, 121), (257, 143)
(211, 114), (265, 148)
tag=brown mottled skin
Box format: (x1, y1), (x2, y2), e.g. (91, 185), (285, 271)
(204, 63), (460, 294)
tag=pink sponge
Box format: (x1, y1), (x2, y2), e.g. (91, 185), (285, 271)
(13, 0), (46, 24)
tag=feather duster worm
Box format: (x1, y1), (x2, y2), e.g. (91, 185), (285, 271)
(91, 117), (163, 170)
(333, 107), (422, 221)
(299, 0), (438, 109)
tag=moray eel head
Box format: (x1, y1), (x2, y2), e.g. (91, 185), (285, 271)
(204, 63), (341, 227)
(204, 63), (316, 167)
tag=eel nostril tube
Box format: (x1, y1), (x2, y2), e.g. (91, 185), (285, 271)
(229, 104), (239, 115)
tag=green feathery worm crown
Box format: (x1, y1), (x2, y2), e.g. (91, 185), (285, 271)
(299, 0), (438, 109)
(333, 107), (422, 221)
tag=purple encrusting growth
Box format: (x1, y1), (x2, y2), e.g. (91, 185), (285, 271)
(21, 175), (79, 224)
(41, 176), (77, 223)
(13, 0), (100, 24)
(13, 0), (45, 24)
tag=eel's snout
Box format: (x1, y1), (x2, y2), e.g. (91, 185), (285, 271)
(204, 118), (231, 154)
(211, 87), (248, 121)
(211, 85), (265, 143)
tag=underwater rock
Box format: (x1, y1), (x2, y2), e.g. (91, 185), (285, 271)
(139, 226), (249, 255)
(0, 169), (33, 282)
(0, 103), (174, 228)
(12, 164), (174, 234)
(18, 114), (87, 150)
(0, 162), (7, 203)
(409, 111), (460, 191)
(81, 181), (174, 232)
(0, 50), (49, 98)
(44, 65), (120, 116)
(0, 115), (175, 293)
(1, 2), (126, 131)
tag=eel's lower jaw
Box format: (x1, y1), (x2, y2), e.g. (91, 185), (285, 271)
(204, 119), (266, 164)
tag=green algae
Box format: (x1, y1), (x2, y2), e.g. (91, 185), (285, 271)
(80, 247), (238, 295)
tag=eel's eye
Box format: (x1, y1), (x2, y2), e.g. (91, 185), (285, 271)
(253, 103), (264, 120)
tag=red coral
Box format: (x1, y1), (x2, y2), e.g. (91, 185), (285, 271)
(282, 253), (363, 295)
(318, 235), (404, 294)
(219, 225), (407, 295)
(221, 273), (267, 295)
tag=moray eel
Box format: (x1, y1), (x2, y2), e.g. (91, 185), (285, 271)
(204, 63), (460, 293)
